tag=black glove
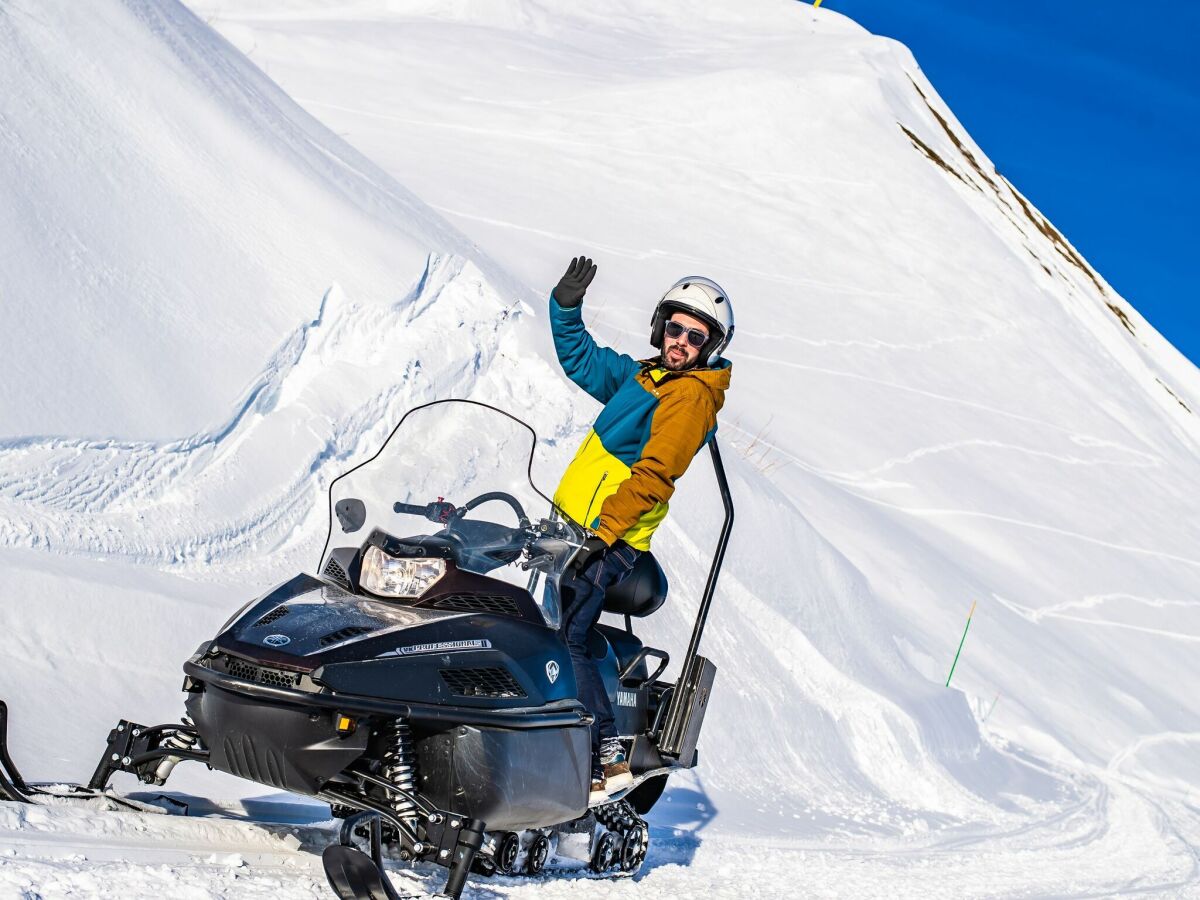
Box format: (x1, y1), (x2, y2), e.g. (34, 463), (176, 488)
(552, 256), (597, 309)
(572, 536), (609, 573)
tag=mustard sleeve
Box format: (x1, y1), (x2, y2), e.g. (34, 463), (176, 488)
(594, 382), (716, 545)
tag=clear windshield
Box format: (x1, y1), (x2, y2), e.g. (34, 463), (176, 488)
(318, 400), (586, 627)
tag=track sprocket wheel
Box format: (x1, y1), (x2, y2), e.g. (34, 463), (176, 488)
(590, 831), (619, 873)
(527, 832), (550, 874)
(620, 823), (649, 873)
(495, 831), (521, 875)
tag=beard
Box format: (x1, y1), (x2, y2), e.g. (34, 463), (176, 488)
(662, 344), (694, 370)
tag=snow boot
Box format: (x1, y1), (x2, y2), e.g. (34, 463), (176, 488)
(589, 770), (608, 806)
(600, 738), (632, 794)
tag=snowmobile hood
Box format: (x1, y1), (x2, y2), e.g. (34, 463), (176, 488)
(217, 573), (470, 663)
(203, 572), (580, 709)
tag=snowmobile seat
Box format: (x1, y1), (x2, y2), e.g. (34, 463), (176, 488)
(602, 551), (668, 618)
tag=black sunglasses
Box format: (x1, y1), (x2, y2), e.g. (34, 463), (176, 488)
(664, 320), (709, 349)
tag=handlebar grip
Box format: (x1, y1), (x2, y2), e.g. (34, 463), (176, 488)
(392, 502), (428, 515)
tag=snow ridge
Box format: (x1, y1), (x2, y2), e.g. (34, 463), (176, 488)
(0, 254), (513, 568)
(895, 72), (1200, 441)
(0, 0), (517, 439)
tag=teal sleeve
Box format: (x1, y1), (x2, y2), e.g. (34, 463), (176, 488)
(549, 294), (640, 404)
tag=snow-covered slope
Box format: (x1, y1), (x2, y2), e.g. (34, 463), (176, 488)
(188, 0), (1200, 802)
(0, 0), (510, 439)
(3, 0), (1200, 896)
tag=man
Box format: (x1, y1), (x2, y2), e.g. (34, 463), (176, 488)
(549, 255), (734, 802)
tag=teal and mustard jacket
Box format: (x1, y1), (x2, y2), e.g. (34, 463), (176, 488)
(550, 297), (731, 550)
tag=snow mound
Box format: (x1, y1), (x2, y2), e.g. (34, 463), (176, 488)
(0, 254), (515, 568)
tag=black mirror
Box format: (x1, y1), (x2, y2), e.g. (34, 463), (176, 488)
(336, 498), (367, 533)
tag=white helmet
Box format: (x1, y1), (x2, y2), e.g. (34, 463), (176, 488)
(650, 276), (735, 367)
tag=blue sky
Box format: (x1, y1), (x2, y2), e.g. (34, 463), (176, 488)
(823, 1), (1200, 366)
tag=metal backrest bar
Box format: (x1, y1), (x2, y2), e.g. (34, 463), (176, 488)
(679, 439), (734, 673)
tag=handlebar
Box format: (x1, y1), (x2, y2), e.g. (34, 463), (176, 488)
(393, 499), (457, 523)
(394, 492), (529, 527)
(455, 491), (528, 525)
(391, 497), (586, 577)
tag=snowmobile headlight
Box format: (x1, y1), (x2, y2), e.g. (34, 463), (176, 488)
(360, 546), (446, 599)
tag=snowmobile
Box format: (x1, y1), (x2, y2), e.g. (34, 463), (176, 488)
(0, 399), (733, 900)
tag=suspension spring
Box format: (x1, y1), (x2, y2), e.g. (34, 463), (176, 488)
(152, 717), (199, 785)
(380, 718), (418, 823)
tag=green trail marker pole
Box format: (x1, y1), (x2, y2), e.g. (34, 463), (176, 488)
(982, 691), (1000, 723)
(945, 599), (977, 687)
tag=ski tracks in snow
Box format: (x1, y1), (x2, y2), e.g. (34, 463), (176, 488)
(992, 592), (1200, 644)
(824, 436), (1161, 481)
(0, 254), (516, 572)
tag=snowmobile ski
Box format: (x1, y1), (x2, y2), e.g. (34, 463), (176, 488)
(323, 845), (406, 900)
(0, 700), (190, 812)
(0, 700), (32, 803)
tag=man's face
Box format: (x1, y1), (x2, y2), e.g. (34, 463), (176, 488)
(662, 311), (709, 371)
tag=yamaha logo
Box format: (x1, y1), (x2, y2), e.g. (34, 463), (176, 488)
(545, 660), (560, 684)
(263, 634), (291, 647)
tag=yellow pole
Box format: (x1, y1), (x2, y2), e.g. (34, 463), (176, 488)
(814, 0), (825, 7)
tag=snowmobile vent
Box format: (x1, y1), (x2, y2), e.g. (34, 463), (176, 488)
(322, 558), (351, 589)
(430, 592), (521, 617)
(319, 625), (373, 647)
(439, 667), (526, 699)
(254, 606), (290, 627)
(224, 658), (302, 689)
